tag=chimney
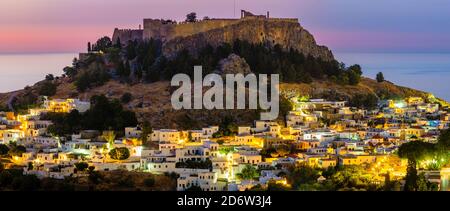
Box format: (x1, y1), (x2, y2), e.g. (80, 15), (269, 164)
(267, 11), (270, 19)
(139, 24), (142, 30)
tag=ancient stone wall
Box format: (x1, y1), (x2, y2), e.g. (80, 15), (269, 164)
(112, 28), (144, 45)
(143, 19), (240, 41)
(162, 18), (334, 61)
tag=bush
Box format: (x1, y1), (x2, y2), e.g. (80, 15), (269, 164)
(143, 177), (155, 187)
(117, 175), (134, 188)
(175, 160), (212, 169)
(185, 185), (203, 191)
(8, 144), (26, 157)
(0, 144), (9, 156)
(45, 74), (55, 81)
(349, 93), (378, 109)
(121, 93), (133, 104)
(236, 165), (259, 180)
(74, 63), (110, 92)
(92, 36), (112, 52)
(38, 81), (57, 96)
(107, 38), (362, 86)
(43, 95), (138, 135)
(75, 162), (89, 172)
(376, 72), (385, 82)
(109, 147), (130, 160)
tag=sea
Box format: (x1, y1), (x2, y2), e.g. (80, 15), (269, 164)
(0, 53), (77, 93)
(336, 52), (450, 102)
(0, 52), (449, 101)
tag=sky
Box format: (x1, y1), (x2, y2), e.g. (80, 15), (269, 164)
(1, 0), (450, 53)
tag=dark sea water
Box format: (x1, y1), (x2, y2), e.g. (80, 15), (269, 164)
(1, 52), (449, 101)
(335, 53), (450, 101)
(0, 53), (77, 93)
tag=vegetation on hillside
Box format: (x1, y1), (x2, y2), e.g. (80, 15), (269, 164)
(42, 95), (137, 137)
(398, 129), (450, 191)
(63, 36), (364, 93)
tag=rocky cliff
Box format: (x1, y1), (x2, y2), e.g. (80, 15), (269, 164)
(214, 54), (252, 76)
(162, 18), (334, 61)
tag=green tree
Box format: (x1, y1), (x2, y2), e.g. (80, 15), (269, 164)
(27, 162), (33, 171)
(75, 162), (89, 172)
(74, 71), (91, 92)
(0, 144), (9, 156)
(376, 72), (385, 82)
(185, 12), (197, 22)
(398, 141), (435, 191)
(279, 96), (293, 126)
(185, 185), (202, 191)
(38, 81), (57, 96)
(63, 66), (77, 78)
(143, 177), (155, 187)
(8, 144), (26, 157)
(187, 131), (193, 142)
(287, 164), (320, 189)
(121, 93), (133, 104)
(237, 165), (259, 180)
(346, 64), (362, 85)
(140, 121), (153, 144)
(276, 144), (290, 157)
(102, 131), (116, 150)
(45, 74), (55, 81)
(93, 36), (112, 52)
(109, 147), (130, 160)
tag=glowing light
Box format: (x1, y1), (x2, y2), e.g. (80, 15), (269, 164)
(394, 102), (405, 108)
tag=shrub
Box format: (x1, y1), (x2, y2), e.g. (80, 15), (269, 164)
(109, 147), (130, 160)
(38, 81), (57, 96)
(143, 177), (155, 187)
(121, 93), (133, 104)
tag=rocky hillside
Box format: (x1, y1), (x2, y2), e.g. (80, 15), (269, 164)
(0, 74), (433, 129)
(0, 18), (443, 129)
(163, 18), (334, 61)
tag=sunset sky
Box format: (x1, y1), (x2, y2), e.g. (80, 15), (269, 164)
(1, 0), (450, 53)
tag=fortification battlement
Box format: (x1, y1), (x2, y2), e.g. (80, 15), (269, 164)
(112, 28), (144, 45)
(142, 10), (299, 42)
(113, 10), (300, 45)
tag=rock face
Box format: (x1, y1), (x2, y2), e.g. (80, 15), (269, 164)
(162, 18), (334, 61)
(214, 54), (252, 76)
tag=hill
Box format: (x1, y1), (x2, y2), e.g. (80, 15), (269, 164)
(0, 11), (445, 129)
(0, 75), (434, 129)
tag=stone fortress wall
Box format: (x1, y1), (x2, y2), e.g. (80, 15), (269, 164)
(111, 10), (333, 61)
(142, 10), (298, 42)
(143, 18), (239, 42)
(112, 28), (143, 45)
(113, 10), (299, 44)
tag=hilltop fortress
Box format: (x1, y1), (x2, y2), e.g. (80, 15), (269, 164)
(112, 10), (334, 61)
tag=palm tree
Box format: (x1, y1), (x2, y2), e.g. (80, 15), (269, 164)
(398, 141), (434, 191)
(102, 131), (116, 150)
